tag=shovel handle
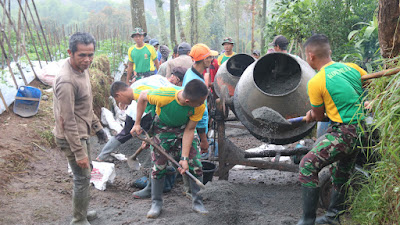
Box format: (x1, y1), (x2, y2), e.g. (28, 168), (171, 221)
(130, 144), (146, 160)
(135, 131), (206, 189)
(288, 116), (305, 123)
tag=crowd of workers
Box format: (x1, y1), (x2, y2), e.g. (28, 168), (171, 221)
(53, 28), (367, 225)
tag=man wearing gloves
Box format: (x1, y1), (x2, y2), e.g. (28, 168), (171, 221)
(53, 32), (108, 225)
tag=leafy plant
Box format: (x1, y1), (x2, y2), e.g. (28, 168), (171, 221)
(343, 17), (380, 73)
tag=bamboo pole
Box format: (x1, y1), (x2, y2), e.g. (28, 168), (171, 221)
(1, 0), (5, 69)
(31, 0), (52, 61)
(25, 0), (48, 63)
(0, 0), (38, 79)
(16, 0), (42, 68)
(0, 21), (27, 85)
(0, 89), (9, 112)
(0, 40), (18, 87)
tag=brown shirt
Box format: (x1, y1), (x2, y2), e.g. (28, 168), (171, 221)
(165, 54), (193, 78)
(53, 58), (102, 160)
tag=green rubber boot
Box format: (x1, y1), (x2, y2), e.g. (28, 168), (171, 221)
(296, 186), (320, 225)
(70, 197), (91, 225)
(146, 177), (165, 219)
(315, 188), (345, 225)
(189, 176), (208, 214)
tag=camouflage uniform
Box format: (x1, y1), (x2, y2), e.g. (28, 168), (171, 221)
(299, 122), (362, 190)
(149, 116), (203, 179)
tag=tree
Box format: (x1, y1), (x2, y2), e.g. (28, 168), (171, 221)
(170, 0), (177, 47)
(260, 0), (267, 54)
(155, 0), (169, 45)
(130, 0), (147, 32)
(251, 0), (255, 52)
(378, 0), (400, 58)
(175, 0), (186, 42)
(190, 0), (198, 45)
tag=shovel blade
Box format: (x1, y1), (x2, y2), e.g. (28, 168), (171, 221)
(127, 158), (141, 170)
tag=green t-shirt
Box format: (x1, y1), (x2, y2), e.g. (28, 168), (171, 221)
(147, 86), (205, 127)
(128, 43), (157, 73)
(217, 52), (236, 65)
(307, 62), (367, 124)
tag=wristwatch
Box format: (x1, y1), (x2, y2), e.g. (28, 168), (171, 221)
(180, 156), (189, 161)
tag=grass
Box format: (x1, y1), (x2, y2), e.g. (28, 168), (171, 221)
(347, 59), (400, 224)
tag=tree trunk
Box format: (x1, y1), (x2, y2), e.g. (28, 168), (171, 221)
(378, 0), (400, 58)
(235, 0), (240, 52)
(170, 0), (177, 47)
(260, 0), (267, 55)
(190, 0), (198, 45)
(251, 0), (255, 53)
(155, 0), (169, 45)
(175, 0), (186, 42)
(130, 0), (147, 32)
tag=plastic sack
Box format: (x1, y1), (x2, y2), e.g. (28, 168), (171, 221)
(101, 107), (123, 135)
(35, 59), (66, 86)
(90, 161), (116, 191)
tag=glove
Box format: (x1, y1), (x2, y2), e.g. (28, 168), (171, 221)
(96, 129), (108, 144)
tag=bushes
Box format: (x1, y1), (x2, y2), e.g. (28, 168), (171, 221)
(348, 62), (400, 224)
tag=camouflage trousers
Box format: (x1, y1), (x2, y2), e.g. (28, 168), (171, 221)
(299, 123), (362, 190)
(149, 116), (203, 179)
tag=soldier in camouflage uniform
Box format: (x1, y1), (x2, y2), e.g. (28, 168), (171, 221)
(131, 79), (209, 219)
(296, 34), (367, 225)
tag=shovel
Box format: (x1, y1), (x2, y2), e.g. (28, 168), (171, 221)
(134, 130), (206, 190)
(127, 144), (147, 170)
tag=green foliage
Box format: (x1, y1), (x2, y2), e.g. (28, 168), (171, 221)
(348, 57), (400, 224)
(266, 0), (378, 60)
(342, 18), (380, 73)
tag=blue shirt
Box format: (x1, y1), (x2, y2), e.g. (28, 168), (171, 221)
(182, 67), (208, 132)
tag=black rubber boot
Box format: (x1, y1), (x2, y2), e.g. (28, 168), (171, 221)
(189, 176), (208, 214)
(296, 186), (320, 225)
(315, 188), (345, 225)
(146, 177), (165, 219)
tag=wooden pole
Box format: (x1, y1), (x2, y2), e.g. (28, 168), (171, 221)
(25, 0), (48, 63)
(0, 39), (18, 87)
(31, 0), (52, 61)
(16, 0), (42, 68)
(0, 89), (9, 112)
(0, 0), (38, 78)
(0, 21), (27, 85)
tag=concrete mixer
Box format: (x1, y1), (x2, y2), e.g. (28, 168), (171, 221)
(233, 52), (316, 144)
(213, 53), (255, 100)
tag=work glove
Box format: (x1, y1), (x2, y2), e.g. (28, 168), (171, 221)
(96, 129), (108, 144)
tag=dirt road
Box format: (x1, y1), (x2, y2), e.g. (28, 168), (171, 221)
(0, 83), (308, 225)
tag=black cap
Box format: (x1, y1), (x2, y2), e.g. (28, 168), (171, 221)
(172, 66), (187, 81)
(270, 35), (289, 50)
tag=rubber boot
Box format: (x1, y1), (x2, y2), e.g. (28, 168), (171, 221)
(96, 137), (121, 161)
(315, 188), (345, 225)
(189, 176), (209, 214)
(133, 174), (152, 199)
(71, 197), (91, 225)
(147, 177), (165, 219)
(296, 186), (320, 225)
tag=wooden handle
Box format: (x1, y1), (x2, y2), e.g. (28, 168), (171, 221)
(130, 145), (146, 160)
(15, 96), (40, 101)
(135, 131), (206, 189)
(361, 68), (400, 80)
